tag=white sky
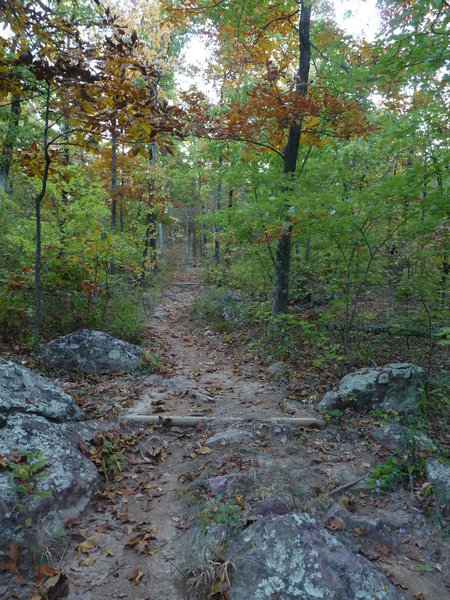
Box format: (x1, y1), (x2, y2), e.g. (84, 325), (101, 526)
(334, 0), (380, 41)
(176, 0), (381, 96)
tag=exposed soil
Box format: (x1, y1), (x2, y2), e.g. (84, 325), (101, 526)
(1, 268), (448, 600)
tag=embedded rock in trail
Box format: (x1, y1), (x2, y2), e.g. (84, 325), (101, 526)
(0, 358), (83, 421)
(206, 427), (255, 448)
(248, 496), (291, 518)
(226, 513), (404, 600)
(265, 361), (286, 379)
(0, 414), (98, 545)
(318, 363), (424, 413)
(44, 329), (143, 373)
(205, 473), (249, 496)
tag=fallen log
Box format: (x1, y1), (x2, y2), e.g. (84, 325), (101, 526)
(121, 414), (323, 427)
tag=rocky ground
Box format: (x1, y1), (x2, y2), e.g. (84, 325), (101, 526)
(0, 268), (448, 599)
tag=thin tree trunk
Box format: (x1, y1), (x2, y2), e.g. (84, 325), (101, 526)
(158, 222), (164, 257)
(34, 82), (52, 349)
(272, 0), (311, 317)
(109, 129), (117, 275)
(215, 152), (222, 265)
(0, 93), (21, 193)
(141, 140), (157, 282)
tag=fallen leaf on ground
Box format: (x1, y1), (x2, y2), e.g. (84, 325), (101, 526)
(235, 494), (245, 509)
(325, 516), (346, 531)
(386, 571), (408, 590)
(197, 446), (212, 455)
(35, 564), (55, 584)
(64, 517), (81, 529)
(38, 573), (68, 599)
(75, 539), (96, 559)
(129, 569), (144, 585)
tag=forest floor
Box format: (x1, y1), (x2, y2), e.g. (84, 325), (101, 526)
(2, 268), (449, 600)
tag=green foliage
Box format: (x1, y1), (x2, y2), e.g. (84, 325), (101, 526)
(193, 288), (249, 333)
(367, 457), (407, 492)
(214, 501), (243, 535)
(101, 442), (126, 482)
(8, 451), (53, 529)
(320, 408), (343, 425)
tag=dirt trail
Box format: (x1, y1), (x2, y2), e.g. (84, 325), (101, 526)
(59, 268), (318, 600)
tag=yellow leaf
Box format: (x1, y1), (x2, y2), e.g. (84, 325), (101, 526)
(103, 549), (114, 557)
(85, 557), (96, 566)
(197, 446), (212, 455)
(75, 539), (96, 559)
(134, 570), (144, 585)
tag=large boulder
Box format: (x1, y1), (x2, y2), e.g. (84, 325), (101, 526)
(0, 359), (97, 547)
(0, 358), (83, 421)
(318, 363), (425, 413)
(0, 415), (98, 544)
(226, 513), (404, 599)
(44, 329), (143, 373)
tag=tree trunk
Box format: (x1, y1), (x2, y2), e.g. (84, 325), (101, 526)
(158, 222), (164, 257)
(215, 152), (222, 265)
(109, 130), (117, 275)
(141, 140), (158, 283)
(0, 93), (21, 193)
(34, 82), (52, 349)
(272, 0), (311, 316)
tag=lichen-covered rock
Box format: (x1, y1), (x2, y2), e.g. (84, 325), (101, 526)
(318, 363), (425, 413)
(0, 358), (83, 421)
(44, 329), (143, 373)
(226, 513), (404, 599)
(426, 458), (450, 513)
(0, 414), (98, 546)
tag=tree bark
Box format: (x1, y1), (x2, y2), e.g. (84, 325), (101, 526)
(215, 152), (222, 265)
(141, 140), (158, 282)
(0, 93), (21, 193)
(34, 82), (52, 349)
(272, 0), (311, 316)
(109, 130), (117, 275)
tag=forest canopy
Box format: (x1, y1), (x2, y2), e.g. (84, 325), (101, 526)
(0, 0), (448, 373)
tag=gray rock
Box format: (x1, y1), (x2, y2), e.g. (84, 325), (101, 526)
(426, 458), (450, 511)
(329, 466), (370, 491)
(326, 504), (389, 542)
(184, 523), (228, 570)
(266, 361), (286, 379)
(205, 474), (248, 496)
(318, 363), (425, 413)
(0, 358), (83, 421)
(44, 329), (143, 373)
(249, 496), (291, 518)
(376, 508), (411, 530)
(0, 413), (98, 545)
(206, 428), (255, 448)
(226, 513), (404, 599)
(190, 390), (215, 404)
(371, 424), (436, 452)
